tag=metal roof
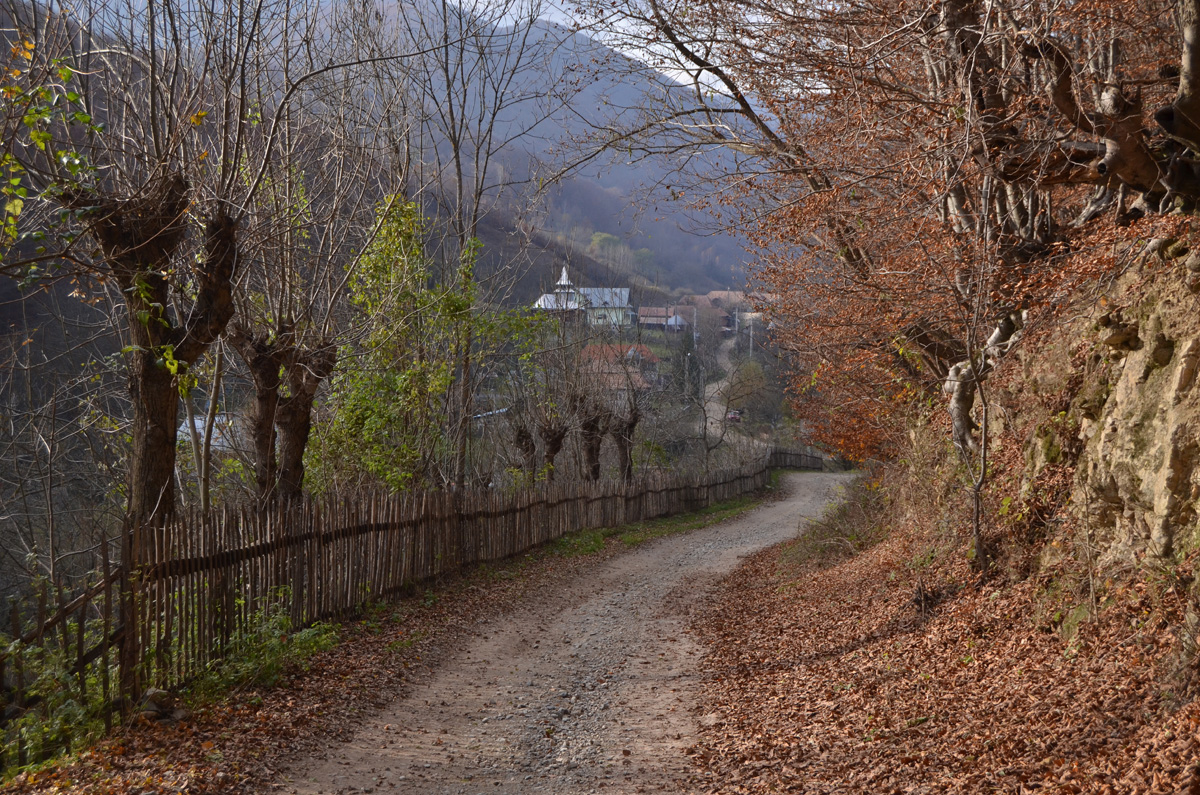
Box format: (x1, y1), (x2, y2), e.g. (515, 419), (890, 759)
(577, 287), (630, 308)
(532, 292), (583, 310)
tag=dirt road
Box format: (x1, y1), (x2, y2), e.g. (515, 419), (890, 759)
(702, 338), (738, 439)
(280, 471), (853, 795)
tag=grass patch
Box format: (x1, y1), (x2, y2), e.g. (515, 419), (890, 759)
(185, 597), (339, 703)
(550, 529), (609, 557)
(618, 495), (762, 546)
(549, 491), (767, 559)
(779, 473), (885, 572)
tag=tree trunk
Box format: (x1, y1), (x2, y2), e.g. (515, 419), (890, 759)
(126, 348), (181, 540)
(580, 413), (608, 481)
(511, 423), (538, 477)
(81, 173), (189, 543)
(455, 321), (473, 491)
(276, 396), (313, 502)
(229, 329), (286, 506)
(183, 344), (224, 517)
(121, 343), (181, 707)
(78, 174), (237, 707)
(1157, 0), (1200, 150)
(610, 409), (639, 484)
(613, 434), (633, 484)
(275, 344), (336, 502)
(539, 424), (568, 482)
(945, 361), (978, 455)
(113, 203), (237, 541)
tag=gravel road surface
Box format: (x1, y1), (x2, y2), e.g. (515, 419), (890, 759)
(280, 471), (853, 795)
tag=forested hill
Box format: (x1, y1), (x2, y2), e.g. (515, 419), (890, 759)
(472, 20), (748, 300)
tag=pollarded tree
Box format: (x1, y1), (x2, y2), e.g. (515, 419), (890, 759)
(226, 3), (408, 508)
(0, 0), (431, 541)
(0, 0), (262, 543)
(575, 390), (612, 482)
(1, 0), (294, 698)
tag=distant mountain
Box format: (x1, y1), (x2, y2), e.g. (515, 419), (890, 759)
(477, 20), (748, 302)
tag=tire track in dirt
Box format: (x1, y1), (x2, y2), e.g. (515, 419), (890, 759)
(279, 471), (853, 795)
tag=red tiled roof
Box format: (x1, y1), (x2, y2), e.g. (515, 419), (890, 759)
(580, 344), (660, 365)
(580, 361), (652, 391)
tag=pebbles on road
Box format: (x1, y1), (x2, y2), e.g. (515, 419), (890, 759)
(280, 471), (853, 795)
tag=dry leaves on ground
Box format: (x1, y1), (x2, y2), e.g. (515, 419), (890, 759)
(687, 529), (1200, 794)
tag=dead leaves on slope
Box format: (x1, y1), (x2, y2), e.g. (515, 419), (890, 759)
(688, 535), (1200, 794)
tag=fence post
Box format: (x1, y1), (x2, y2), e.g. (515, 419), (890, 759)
(116, 519), (140, 719)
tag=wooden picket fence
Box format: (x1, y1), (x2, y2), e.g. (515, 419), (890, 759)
(0, 448), (825, 770)
(768, 446), (827, 471)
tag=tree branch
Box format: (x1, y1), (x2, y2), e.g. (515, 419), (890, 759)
(1155, 0), (1200, 150)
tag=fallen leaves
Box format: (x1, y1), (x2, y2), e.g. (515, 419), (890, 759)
(686, 528), (1200, 793)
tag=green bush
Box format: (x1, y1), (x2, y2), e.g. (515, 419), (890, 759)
(188, 595), (338, 699)
(1, 619), (111, 777)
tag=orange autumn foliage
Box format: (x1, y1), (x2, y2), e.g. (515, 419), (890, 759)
(577, 0), (1200, 459)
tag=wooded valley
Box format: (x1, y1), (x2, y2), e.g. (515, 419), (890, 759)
(6, 0), (1200, 790)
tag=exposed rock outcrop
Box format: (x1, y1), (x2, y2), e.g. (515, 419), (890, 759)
(1038, 247), (1200, 566)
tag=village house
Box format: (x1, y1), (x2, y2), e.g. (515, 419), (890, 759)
(578, 344), (660, 399)
(677, 290), (775, 336)
(636, 305), (695, 333)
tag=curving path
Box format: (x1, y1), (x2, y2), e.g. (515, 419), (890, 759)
(279, 471), (854, 795)
(702, 337), (738, 439)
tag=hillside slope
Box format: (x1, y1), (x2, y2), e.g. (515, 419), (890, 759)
(686, 242), (1200, 792)
(477, 20), (748, 299)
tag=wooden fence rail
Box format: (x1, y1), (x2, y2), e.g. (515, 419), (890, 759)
(0, 447), (826, 770)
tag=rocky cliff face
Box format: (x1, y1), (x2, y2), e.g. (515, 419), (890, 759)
(1010, 244), (1200, 569)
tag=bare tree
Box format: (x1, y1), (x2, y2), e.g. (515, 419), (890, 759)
(1, 0), (272, 542)
(570, 0), (1200, 561)
(225, 1), (410, 507)
(387, 0), (577, 489)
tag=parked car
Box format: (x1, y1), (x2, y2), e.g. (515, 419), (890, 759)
(726, 410), (742, 423)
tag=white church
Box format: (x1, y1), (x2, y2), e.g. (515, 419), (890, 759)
(532, 267), (632, 328)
